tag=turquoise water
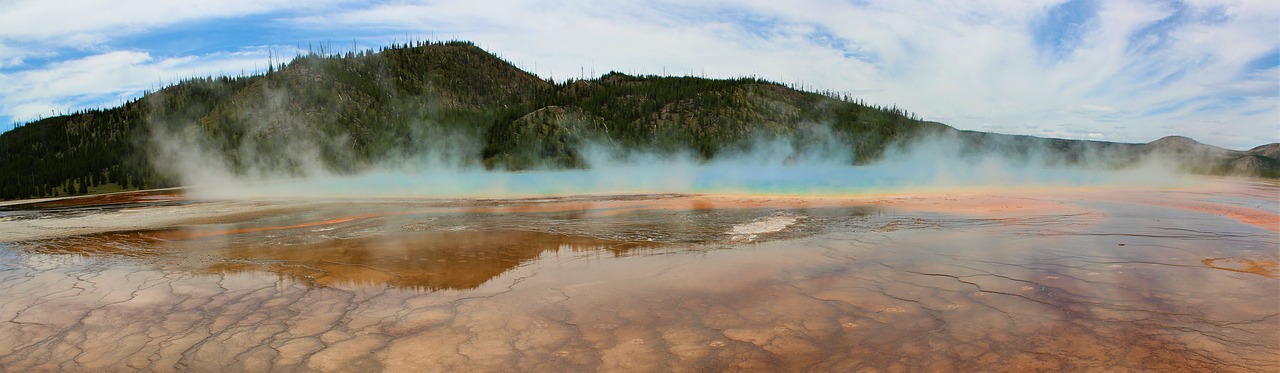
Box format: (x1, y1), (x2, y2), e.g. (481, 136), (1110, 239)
(195, 160), (1192, 199)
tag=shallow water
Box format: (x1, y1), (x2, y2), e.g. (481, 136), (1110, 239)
(0, 179), (1276, 371)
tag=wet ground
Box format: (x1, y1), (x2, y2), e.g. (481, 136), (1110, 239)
(0, 178), (1277, 372)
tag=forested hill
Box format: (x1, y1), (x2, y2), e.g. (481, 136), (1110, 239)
(0, 40), (1275, 200)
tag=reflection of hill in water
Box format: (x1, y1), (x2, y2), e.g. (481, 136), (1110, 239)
(8, 195), (880, 291)
(12, 228), (654, 292)
(210, 230), (647, 291)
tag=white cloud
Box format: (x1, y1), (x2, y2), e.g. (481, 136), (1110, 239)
(280, 0), (1277, 148)
(9, 102), (60, 123)
(1077, 104), (1119, 114)
(0, 47), (279, 123)
(1, 0), (1276, 149)
(0, 0), (322, 39)
(0, 0), (352, 68)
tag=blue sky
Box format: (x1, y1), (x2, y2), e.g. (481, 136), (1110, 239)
(0, 0), (1276, 149)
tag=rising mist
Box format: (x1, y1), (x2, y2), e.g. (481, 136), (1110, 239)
(150, 108), (1192, 200)
(131, 42), (1225, 201)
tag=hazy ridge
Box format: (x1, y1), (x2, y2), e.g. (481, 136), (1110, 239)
(0, 40), (1275, 201)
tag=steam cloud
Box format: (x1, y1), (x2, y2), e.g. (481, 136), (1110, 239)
(149, 87), (1192, 201)
(150, 132), (1192, 200)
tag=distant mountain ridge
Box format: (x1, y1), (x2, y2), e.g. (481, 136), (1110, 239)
(0, 40), (1275, 200)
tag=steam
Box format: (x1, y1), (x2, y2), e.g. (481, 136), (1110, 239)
(148, 83), (1192, 201)
(150, 128), (1190, 201)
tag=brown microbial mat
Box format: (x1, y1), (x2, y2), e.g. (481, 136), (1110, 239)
(1, 178), (1277, 371)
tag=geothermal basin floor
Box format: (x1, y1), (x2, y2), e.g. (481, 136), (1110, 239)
(0, 178), (1277, 371)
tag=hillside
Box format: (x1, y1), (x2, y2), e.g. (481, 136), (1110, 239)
(0, 41), (1276, 200)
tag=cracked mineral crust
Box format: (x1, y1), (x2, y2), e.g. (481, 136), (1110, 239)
(0, 179), (1276, 372)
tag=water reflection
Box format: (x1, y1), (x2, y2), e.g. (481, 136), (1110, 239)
(210, 230), (648, 291)
(0, 181), (1276, 371)
(11, 200), (877, 292)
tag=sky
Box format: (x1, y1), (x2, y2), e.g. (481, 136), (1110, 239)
(0, 0), (1276, 150)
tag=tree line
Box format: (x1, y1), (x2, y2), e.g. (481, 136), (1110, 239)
(0, 40), (935, 201)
